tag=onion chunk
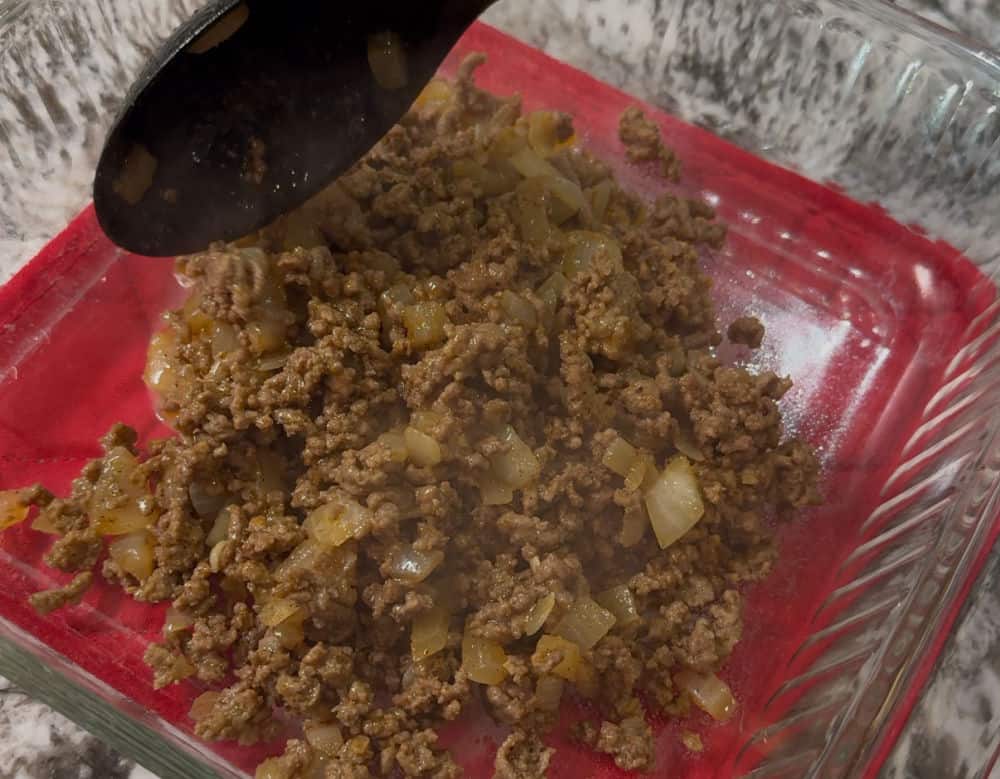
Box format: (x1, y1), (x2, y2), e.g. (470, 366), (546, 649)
(0, 490), (29, 530)
(523, 592), (556, 636)
(403, 303), (448, 349)
(643, 456), (705, 549)
(411, 606), (450, 661)
(478, 474), (514, 506)
(602, 437), (637, 477)
(388, 545), (444, 584)
(259, 598), (303, 628)
(462, 632), (508, 685)
(532, 634), (583, 682)
(490, 426), (541, 489)
(553, 597), (616, 650)
(595, 586), (640, 626)
(304, 722), (344, 757)
(404, 426), (443, 468)
(676, 670), (737, 722)
(109, 531), (154, 580)
(305, 500), (372, 547)
(90, 447), (157, 536)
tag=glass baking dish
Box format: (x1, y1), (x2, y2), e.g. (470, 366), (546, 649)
(3, 1), (1000, 777)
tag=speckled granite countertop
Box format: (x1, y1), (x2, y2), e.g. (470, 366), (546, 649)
(1, 1), (999, 777)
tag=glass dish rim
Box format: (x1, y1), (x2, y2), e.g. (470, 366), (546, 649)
(1, 2), (999, 778)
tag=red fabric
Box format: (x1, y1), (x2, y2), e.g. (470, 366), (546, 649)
(0, 22), (994, 777)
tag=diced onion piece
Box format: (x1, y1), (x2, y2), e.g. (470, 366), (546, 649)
(490, 127), (528, 162)
(619, 506), (649, 548)
(305, 722), (344, 757)
(305, 500), (372, 547)
(273, 614), (306, 649)
(676, 670), (737, 722)
(379, 284), (416, 318)
(532, 634), (583, 682)
(403, 302), (448, 349)
(509, 147), (562, 180)
(478, 474), (513, 506)
(535, 674), (564, 711)
(189, 691), (221, 722)
(163, 606), (194, 638)
(462, 632), (508, 685)
(544, 176), (586, 221)
(247, 318), (285, 354)
(514, 178), (551, 244)
(274, 538), (356, 586)
(595, 586), (640, 626)
(411, 606), (449, 661)
(501, 291), (537, 328)
(378, 431), (409, 463)
(257, 350), (291, 372)
(189, 480), (227, 519)
(528, 111), (574, 157)
(184, 296), (212, 335)
(0, 490), (29, 530)
(562, 231), (623, 278)
(588, 180), (613, 223)
(205, 509), (232, 547)
(548, 192), (578, 227)
(367, 31), (408, 90)
(109, 531), (155, 580)
(206, 539), (229, 572)
(211, 321), (239, 356)
(388, 545), (444, 584)
(625, 452), (656, 493)
(644, 456), (705, 550)
(31, 512), (60, 536)
(553, 597), (616, 650)
(404, 426), (442, 468)
(490, 426), (541, 489)
(523, 592), (555, 636)
(413, 79), (453, 113)
(537, 272), (568, 318)
(91, 448), (155, 536)
(259, 598), (302, 627)
(145, 329), (178, 396)
(602, 437), (638, 477)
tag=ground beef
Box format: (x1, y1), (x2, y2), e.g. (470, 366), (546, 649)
(13, 56), (820, 777)
(619, 105), (681, 181)
(494, 730), (553, 779)
(727, 316), (766, 348)
(28, 572), (92, 615)
(594, 716), (655, 772)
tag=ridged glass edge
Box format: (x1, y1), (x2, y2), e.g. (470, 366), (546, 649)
(0, 617), (241, 779)
(832, 424), (1000, 777)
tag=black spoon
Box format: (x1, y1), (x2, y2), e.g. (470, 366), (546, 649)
(94, 0), (496, 257)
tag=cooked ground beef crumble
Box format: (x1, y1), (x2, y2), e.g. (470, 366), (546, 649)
(6, 56), (819, 777)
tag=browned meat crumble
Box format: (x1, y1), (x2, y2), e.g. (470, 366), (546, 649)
(618, 105), (682, 182)
(6, 55), (819, 778)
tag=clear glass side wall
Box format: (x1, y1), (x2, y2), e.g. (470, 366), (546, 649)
(3, 2), (1000, 779)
